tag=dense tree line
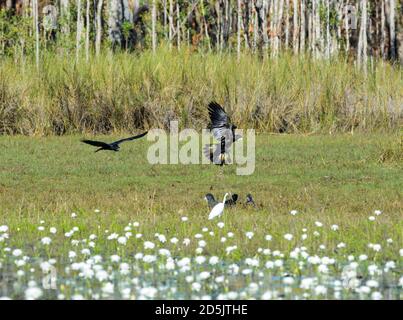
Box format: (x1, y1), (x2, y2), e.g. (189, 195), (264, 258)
(0, 0), (402, 65)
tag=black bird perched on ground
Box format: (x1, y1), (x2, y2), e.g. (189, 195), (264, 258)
(204, 193), (219, 209)
(204, 101), (242, 166)
(205, 193), (238, 209)
(225, 194), (239, 207)
(81, 131), (148, 152)
(245, 193), (257, 208)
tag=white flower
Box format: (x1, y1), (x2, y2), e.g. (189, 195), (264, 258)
(371, 292), (382, 300)
(81, 248), (90, 255)
(12, 249), (22, 257)
(315, 221), (323, 227)
(102, 282), (114, 295)
(245, 232), (254, 239)
(314, 285), (327, 295)
(158, 249), (171, 257)
(37, 226), (45, 231)
(372, 244), (381, 252)
(400, 249), (403, 257)
(165, 258), (175, 270)
(209, 256), (219, 265)
(368, 216), (375, 221)
(220, 237), (226, 243)
(144, 241), (155, 250)
(157, 234), (167, 243)
(143, 254), (157, 263)
(261, 291), (273, 300)
(225, 245), (237, 255)
(202, 227), (208, 232)
(195, 256), (206, 264)
(264, 234), (272, 241)
(227, 232), (234, 238)
(71, 212), (77, 218)
(0, 225), (8, 233)
(134, 253), (144, 260)
(217, 222), (225, 229)
(359, 254), (368, 261)
(41, 237), (52, 245)
(290, 210), (298, 216)
(110, 255), (120, 263)
(386, 238), (393, 244)
(358, 286), (371, 294)
(107, 233), (119, 240)
(198, 271), (210, 280)
(68, 251), (77, 259)
(170, 237), (179, 244)
(337, 242), (346, 249)
(284, 233), (293, 241)
(374, 210), (382, 216)
(50, 227), (57, 234)
(274, 259), (283, 267)
(331, 224), (339, 231)
(136, 233), (143, 239)
(25, 287), (43, 300)
(40, 261), (52, 273)
(366, 280), (379, 288)
(117, 237), (127, 245)
(195, 247), (203, 254)
(195, 233), (203, 239)
(198, 240), (207, 247)
(245, 258), (259, 267)
(385, 261), (395, 269)
(191, 282), (201, 292)
(181, 216), (188, 222)
(318, 264), (328, 274)
(94, 209), (100, 213)
(301, 234), (308, 240)
(177, 257), (190, 268)
(183, 238), (190, 246)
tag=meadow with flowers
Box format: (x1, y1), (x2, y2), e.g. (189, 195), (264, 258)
(0, 133), (401, 300)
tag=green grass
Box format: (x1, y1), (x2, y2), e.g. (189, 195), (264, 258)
(0, 133), (401, 257)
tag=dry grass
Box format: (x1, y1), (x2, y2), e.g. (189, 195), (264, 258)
(0, 49), (402, 135)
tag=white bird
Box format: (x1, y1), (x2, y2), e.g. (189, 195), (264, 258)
(208, 193), (229, 220)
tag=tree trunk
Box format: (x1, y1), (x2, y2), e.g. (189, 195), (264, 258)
(389, 0), (396, 59)
(169, 0), (174, 48)
(95, 0), (103, 56)
(33, 0), (39, 70)
(300, 0), (305, 52)
(177, 2), (181, 49)
(293, 0), (298, 54)
(76, 0), (82, 63)
(152, 0), (157, 52)
(285, 0), (289, 49)
(237, 0), (242, 60)
(85, 0), (90, 62)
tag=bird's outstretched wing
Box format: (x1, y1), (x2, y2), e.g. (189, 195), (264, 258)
(208, 101), (230, 128)
(112, 131), (148, 145)
(81, 139), (110, 148)
(208, 102), (235, 142)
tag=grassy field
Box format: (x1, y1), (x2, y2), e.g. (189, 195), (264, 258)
(0, 133), (402, 299)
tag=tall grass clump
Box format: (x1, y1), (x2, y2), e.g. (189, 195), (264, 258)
(0, 48), (402, 135)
